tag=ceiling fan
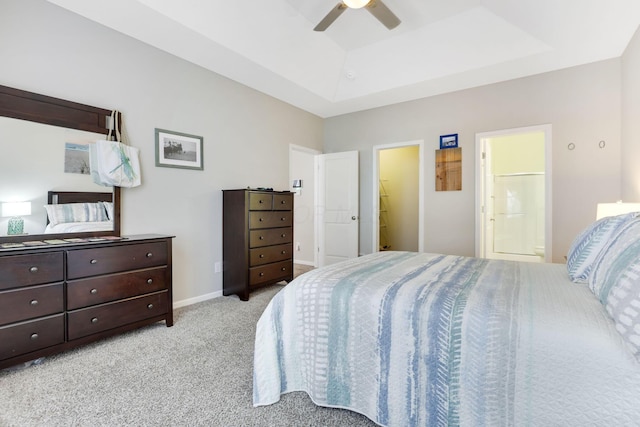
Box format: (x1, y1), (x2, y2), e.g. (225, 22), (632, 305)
(314, 0), (401, 31)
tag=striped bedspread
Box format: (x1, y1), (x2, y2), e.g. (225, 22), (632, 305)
(253, 252), (640, 426)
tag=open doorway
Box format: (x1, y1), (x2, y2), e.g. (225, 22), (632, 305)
(373, 140), (424, 253)
(475, 125), (552, 262)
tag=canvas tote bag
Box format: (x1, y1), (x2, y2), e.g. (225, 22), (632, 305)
(90, 110), (141, 188)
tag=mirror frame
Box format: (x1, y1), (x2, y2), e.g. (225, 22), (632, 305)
(0, 84), (121, 243)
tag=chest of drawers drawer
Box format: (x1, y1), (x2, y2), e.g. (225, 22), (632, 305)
(0, 252), (63, 291)
(249, 227), (292, 248)
(0, 283), (64, 326)
(249, 211), (293, 229)
(249, 260), (292, 286)
(67, 267), (168, 310)
(0, 314), (65, 361)
(250, 244), (292, 267)
(67, 291), (168, 340)
(67, 241), (168, 279)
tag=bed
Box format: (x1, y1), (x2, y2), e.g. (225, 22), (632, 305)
(253, 213), (640, 426)
(44, 191), (114, 233)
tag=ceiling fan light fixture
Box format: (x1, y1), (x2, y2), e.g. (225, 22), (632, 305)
(343, 0), (370, 9)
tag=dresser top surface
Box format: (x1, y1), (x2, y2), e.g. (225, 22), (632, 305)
(0, 234), (174, 254)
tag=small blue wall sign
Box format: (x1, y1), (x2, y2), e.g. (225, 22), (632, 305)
(439, 134), (458, 149)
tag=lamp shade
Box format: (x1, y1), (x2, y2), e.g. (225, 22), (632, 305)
(2, 201), (31, 217)
(596, 201), (640, 220)
(344, 0), (370, 9)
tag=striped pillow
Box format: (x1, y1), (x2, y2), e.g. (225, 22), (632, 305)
(588, 229), (640, 361)
(102, 201), (114, 221)
(44, 202), (108, 227)
(566, 212), (638, 283)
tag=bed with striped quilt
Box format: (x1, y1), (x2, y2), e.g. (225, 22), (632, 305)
(253, 251), (640, 426)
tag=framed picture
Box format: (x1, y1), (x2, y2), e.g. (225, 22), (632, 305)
(155, 128), (203, 170)
(439, 133), (458, 149)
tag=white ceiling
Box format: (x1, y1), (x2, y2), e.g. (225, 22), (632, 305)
(47, 0), (640, 118)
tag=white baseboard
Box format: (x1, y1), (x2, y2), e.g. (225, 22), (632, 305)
(173, 290), (222, 309)
(294, 259), (315, 267)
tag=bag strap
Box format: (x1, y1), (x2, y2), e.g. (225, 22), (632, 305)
(106, 110), (123, 142)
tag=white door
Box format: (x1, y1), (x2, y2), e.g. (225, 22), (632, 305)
(317, 151), (359, 267)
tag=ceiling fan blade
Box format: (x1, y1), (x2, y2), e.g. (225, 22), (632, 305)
(366, 0), (401, 30)
(314, 3), (348, 31)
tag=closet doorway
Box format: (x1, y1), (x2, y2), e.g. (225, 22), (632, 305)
(373, 141), (424, 253)
(475, 125), (552, 262)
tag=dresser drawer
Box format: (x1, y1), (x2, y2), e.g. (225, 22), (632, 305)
(67, 241), (168, 279)
(0, 314), (65, 361)
(67, 291), (168, 340)
(273, 193), (293, 211)
(249, 192), (273, 210)
(0, 283), (64, 326)
(0, 252), (63, 291)
(249, 227), (293, 248)
(249, 211), (293, 229)
(249, 260), (292, 286)
(67, 267), (168, 310)
(250, 244), (292, 267)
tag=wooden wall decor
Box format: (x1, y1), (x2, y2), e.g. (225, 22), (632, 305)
(435, 147), (462, 191)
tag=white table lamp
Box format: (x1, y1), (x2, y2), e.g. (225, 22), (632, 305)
(2, 201), (32, 235)
(596, 201), (640, 220)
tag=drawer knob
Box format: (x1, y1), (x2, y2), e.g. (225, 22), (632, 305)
(91, 317), (98, 324)
(30, 299), (38, 306)
(281, 250), (286, 254)
(259, 272), (264, 277)
(281, 233), (286, 238)
(147, 278), (153, 284)
(281, 267), (286, 271)
(259, 236), (264, 240)
(90, 288), (98, 295)
(30, 333), (39, 340)
(281, 200), (286, 204)
(259, 199), (264, 204)
(29, 266), (38, 273)
(90, 259), (97, 264)
(281, 217), (286, 221)
(259, 254), (265, 258)
(146, 252), (153, 258)
(259, 218), (264, 222)
(147, 303), (154, 309)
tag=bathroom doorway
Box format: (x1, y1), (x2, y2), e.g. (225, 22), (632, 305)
(476, 125), (552, 262)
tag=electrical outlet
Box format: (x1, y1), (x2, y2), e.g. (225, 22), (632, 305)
(296, 242), (301, 251)
(214, 262), (221, 273)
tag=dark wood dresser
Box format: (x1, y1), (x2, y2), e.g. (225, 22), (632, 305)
(0, 234), (173, 370)
(223, 189), (294, 300)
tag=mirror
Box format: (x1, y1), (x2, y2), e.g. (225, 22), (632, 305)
(0, 85), (121, 243)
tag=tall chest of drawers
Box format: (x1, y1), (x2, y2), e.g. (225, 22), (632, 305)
(0, 234), (173, 370)
(223, 189), (294, 301)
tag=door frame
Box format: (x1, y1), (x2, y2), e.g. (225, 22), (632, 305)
(289, 144), (321, 267)
(372, 140), (425, 253)
(475, 124), (553, 262)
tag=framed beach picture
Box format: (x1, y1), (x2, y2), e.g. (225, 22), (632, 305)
(439, 133), (458, 149)
(155, 128), (203, 170)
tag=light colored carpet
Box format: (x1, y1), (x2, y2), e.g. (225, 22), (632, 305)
(0, 283), (377, 427)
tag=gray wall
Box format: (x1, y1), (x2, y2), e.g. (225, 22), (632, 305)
(0, 0), (323, 305)
(324, 60), (623, 263)
(622, 27), (640, 201)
